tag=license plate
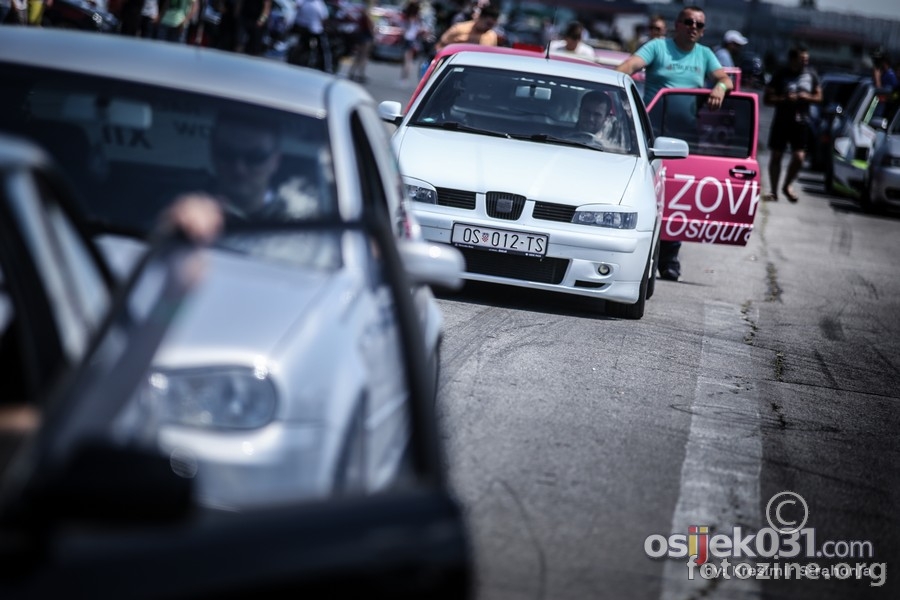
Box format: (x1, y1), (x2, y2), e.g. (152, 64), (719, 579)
(451, 223), (548, 257)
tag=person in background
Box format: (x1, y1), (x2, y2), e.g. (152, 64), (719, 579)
(234, 0), (270, 55)
(139, 0), (159, 38)
(291, 0), (332, 72)
(434, 1), (498, 52)
(1, 0), (28, 24)
(647, 14), (666, 40)
(549, 21), (594, 61)
(764, 44), (822, 203)
(714, 29), (747, 68)
(346, 0), (373, 83)
(399, 0), (427, 83)
(25, 0), (50, 26)
(118, 0), (144, 35)
(157, 0), (196, 42)
(872, 48), (898, 92)
(616, 6), (732, 282)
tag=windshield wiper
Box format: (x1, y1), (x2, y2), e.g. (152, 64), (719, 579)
(414, 120), (510, 139)
(510, 133), (605, 152)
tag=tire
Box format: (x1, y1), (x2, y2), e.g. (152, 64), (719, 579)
(606, 253), (650, 320)
(646, 236), (659, 300)
(860, 175), (883, 214)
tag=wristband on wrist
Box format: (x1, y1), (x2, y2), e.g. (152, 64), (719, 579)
(716, 81), (728, 91)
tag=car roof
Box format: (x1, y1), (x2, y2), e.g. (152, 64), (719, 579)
(0, 28), (358, 117)
(439, 46), (629, 87)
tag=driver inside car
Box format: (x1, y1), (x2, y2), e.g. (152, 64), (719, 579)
(573, 90), (626, 152)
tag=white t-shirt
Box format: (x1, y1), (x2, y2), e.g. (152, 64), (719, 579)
(549, 39), (595, 62)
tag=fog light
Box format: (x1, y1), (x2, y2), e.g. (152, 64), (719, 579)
(598, 264), (611, 276)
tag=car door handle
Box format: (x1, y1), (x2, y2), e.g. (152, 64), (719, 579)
(729, 166), (757, 178)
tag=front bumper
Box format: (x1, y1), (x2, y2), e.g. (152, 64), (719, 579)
(870, 165), (900, 208)
(413, 205), (654, 305)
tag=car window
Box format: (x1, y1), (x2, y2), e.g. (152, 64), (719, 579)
(0, 64), (336, 238)
(410, 65), (639, 156)
(649, 94), (755, 159)
(630, 83), (654, 152)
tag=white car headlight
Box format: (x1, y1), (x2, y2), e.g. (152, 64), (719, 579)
(572, 210), (638, 230)
(140, 367), (277, 429)
(405, 183), (438, 204)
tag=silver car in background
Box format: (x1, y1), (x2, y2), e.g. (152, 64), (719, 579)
(865, 107), (900, 212)
(0, 27), (463, 510)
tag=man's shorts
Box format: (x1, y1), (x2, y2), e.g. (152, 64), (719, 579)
(768, 118), (811, 153)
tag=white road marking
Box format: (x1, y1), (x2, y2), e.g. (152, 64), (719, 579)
(661, 301), (763, 600)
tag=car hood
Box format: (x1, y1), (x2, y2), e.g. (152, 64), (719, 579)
(394, 128), (637, 204)
(95, 234), (335, 365)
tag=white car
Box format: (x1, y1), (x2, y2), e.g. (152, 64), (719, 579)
(379, 46), (688, 319)
(0, 27), (463, 510)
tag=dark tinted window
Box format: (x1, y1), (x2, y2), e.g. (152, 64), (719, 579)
(0, 64), (335, 236)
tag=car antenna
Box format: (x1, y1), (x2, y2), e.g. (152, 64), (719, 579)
(545, 6), (559, 60)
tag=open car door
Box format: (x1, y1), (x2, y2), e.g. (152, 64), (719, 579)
(647, 88), (761, 246)
(0, 214), (472, 599)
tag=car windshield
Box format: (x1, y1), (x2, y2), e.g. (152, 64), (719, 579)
(0, 64), (337, 237)
(409, 65), (639, 156)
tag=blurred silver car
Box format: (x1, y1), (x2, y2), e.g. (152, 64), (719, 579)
(0, 132), (472, 598)
(0, 27), (463, 510)
(865, 107), (900, 212)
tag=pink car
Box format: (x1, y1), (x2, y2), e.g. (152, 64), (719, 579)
(646, 69), (762, 246)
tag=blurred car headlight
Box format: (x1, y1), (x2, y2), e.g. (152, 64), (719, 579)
(141, 367), (277, 429)
(405, 182), (438, 204)
(572, 210), (638, 229)
(882, 154), (900, 168)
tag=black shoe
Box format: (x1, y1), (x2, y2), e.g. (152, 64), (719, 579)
(660, 267), (680, 281)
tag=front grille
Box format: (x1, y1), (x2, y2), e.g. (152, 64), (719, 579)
(459, 248), (569, 284)
(533, 201), (576, 223)
(437, 187), (476, 209)
(486, 192), (526, 220)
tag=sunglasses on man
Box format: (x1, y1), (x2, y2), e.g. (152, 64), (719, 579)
(681, 18), (705, 29)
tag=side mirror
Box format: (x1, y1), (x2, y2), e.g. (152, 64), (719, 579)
(834, 137), (851, 156)
(650, 136), (690, 159)
(398, 240), (464, 291)
(378, 101), (404, 126)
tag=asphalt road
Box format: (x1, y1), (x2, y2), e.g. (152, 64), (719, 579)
(357, 59), (900, 600)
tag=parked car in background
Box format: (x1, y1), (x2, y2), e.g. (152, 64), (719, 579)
(831, 79), (898, 199)
(379, 45), (690, 319)
(0, 26), (464, 511)
(0, 132), (472, 600)
(808, 72), (865, 172)
(863, 106), (900, 212)
(370, 3), (405, 61)
(41, 0), (119, 32)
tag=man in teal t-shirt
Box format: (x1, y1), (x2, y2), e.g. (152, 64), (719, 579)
(616, 5), (732, 282)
